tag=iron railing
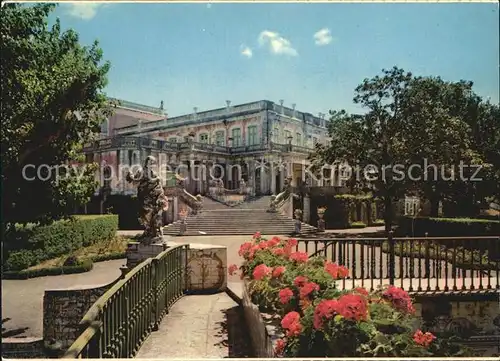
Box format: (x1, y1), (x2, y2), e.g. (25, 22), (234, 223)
(63, 244), (189, 358)
(295, 235), (500, 294)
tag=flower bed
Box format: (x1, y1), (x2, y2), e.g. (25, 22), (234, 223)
(230, 232), (472, 357)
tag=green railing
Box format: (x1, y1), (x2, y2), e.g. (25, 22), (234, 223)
(63, 244), (189, 358)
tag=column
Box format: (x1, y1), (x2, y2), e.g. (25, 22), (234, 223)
(158, 152), (167, 187)
(225, 163), (231, 189)
(133, 150), (141, 166)
(260, 168), (266, 194)
(303, 194), (311, 224)
(118, 150), (125, 193)
(290, 162), (297, 187)
(173, 196), (179, 222)
(270, 163), (276, 195)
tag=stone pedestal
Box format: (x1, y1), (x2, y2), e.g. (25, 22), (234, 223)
(126, 239), (168, 269)
(317, 213), (325, 232)
(294, 218), (302, 234)
(183, 242), (227, 292)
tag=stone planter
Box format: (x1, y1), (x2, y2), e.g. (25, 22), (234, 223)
(241, 280), (283, 357)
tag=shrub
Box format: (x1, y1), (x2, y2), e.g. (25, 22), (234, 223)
(3, 215), (118, 271)
(371, 219), (385, 226)
(350, 221), (367, 229)
(2, 259), (93, 279)
(396, 216), (500, 237)
(231, 233), (472, 357)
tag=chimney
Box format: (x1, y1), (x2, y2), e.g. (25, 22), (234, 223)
(226, 100), (231, 108)
(292, 103), (296, 118)
(160, 100), (164, 110)
(279, 99), (284, 114)
(193, 107), (198, 114)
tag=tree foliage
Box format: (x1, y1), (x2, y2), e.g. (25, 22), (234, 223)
(1, 3), (113, 226)
(312, 67), (499, 230)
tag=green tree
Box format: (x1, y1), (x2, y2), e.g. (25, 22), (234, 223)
(313, 67), (415, 232)
(1, 3), (113, 229)
(312, 67), (498, 231)
(401, 77), (498, 216)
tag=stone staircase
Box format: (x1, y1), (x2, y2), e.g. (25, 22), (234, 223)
(164, 196), (317, 236)
(198, 196), (232, 210)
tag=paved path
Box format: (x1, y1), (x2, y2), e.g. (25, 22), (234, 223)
(1, 259), (125, 338)
(135, 293), (252, 358)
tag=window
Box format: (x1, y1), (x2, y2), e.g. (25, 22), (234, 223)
(100, 119), (109, 136)
(247, 125), (258, 145)
(296, 133), (302, 146)
(168, 137), (177, 143)
(215, 131), (225, 146)
(231, 128), (241, 146)
(284, 130), (292, 143)
(199, 133), (209, 143)
(273, 127), (280, 143)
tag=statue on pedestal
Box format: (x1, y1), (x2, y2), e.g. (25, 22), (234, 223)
(317, 207), (327, 232)
(126, 156), (168, 244)
(239, 179), (247, 194)
(294, 209), (303, 234)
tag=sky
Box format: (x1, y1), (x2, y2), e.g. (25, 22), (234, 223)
(45, 1), (500, 117)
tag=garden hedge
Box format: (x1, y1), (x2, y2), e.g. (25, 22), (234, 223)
(3, 214), (118, 271)
(2, 259), (94, 279)
(396, 216), (500, 237)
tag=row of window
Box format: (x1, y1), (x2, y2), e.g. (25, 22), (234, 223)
(273, 128), (319, 147)
(167, 126), (259, 147)
(165, 126), (324, 148)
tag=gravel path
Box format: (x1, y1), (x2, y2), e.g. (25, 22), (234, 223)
(136, 293), (252, 358)
(1, 259), (125, 338)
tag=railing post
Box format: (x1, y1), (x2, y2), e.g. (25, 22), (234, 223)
(388, 231), (395, 285)
(151, 258), (159, 331)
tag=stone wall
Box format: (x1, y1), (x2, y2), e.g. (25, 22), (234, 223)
(1, 337), (45, 359)
(417, 294), (500, 339)
(43, 278), (120, 351)
(241, 280), (279, 357)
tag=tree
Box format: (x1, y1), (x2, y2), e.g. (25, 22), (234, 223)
(401, 77), (498, 216)
(312, 67), (498, 231)
(1, 3), (113, 228)
(313, 67), (415, 233)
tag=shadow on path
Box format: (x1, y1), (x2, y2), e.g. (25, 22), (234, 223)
(214, 306), (253, 358)
(1, 318), (30, 338)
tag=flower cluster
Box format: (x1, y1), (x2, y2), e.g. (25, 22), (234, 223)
(382, 285), (415, 314)
(413, 329), (436, 347)
(281, 311), (302, 337)
(313, 293), (368, 329)
(324, 261), (349, 279)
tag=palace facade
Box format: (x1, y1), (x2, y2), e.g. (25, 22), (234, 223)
(85, 99), (336, 197)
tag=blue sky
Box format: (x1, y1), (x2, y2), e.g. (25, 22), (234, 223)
(50, 1), (499, 117)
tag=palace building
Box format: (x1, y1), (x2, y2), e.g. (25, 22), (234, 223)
(84, 99), (333, 197)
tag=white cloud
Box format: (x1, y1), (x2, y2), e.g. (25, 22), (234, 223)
(313, 28), (333, 46)
(65, 3), (105, 21)
(240, 45), (253, 58)
(258, 30), (298, 56)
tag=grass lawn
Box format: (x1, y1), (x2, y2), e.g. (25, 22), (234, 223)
(26, 236), (129, 271)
